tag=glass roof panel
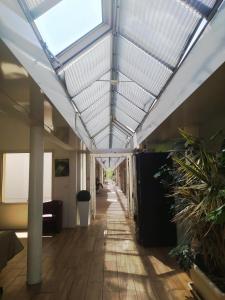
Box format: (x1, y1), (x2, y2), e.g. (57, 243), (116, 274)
(72, 72), (110, 112)
(94, 126), (110, 144)
(64, 34), (111, 96)
(118, 36), (172, 96)
(86, 107), (110, 137)
(112, 125), (129, 141)
(95, 135), (110, 149)
(115, 107), (139, 131)
(119, 0), (201, 67)
(117, 73), (155, 112)
(81, 92), (110, 123)
(115, 93), (146, 123)
(111, 135), (126, 149)
(34, 0), (102, 55)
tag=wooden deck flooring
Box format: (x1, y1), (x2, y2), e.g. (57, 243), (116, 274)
(0, 183), (193, 299)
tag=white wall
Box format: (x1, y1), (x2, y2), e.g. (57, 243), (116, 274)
(52, 130), (81, 228)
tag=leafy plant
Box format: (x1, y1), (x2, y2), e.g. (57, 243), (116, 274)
(168, 129), (225, 277)
(169, 244), (194, 271)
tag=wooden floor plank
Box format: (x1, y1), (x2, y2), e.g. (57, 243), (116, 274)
(0, 182), (193, 299)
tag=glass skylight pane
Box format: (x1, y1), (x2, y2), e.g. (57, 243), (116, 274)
(118, 36), (172, 96)
(94, 126), (110, 143)
(86, 107), (110, 137)
(112, 135), (126, 149)
(115, 108), (139, 131)
(81, 92), (110, 123)
(119, 0), (201, 67)
(117, 73), (155, 112)
(95, 135), (110, 149)
(115, 93), (146, 123)
(35, 0), (102, 55)
(112, 125), (129, 142)
(72, 72), (110, 112)
(64, 34), (111, 96)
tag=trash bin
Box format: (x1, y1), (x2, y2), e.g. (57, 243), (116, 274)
(77, 190), (91, 226)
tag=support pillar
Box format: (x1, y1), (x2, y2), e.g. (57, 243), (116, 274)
(27, 81), (44, 285)
(90, 155), (96, 218)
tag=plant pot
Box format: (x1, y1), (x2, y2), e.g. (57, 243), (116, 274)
(190, 264), (225, 300)
(77, 201), (90, 227)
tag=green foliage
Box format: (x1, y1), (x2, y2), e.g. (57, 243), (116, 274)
(105, 168), (114, 180)
(169, 129), (225, 276)
(169, 244), (194, 271)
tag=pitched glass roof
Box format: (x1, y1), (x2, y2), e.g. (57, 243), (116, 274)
(20, 0), (222, 153)
(34, 0), (102, 55)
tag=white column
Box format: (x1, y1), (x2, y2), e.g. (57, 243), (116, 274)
(27, 81), (44, 285)
(126, 157), (130, 216)
(90, 155), (96, 218)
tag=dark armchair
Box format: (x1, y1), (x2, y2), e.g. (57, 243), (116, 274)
(42, 200), (63, 234)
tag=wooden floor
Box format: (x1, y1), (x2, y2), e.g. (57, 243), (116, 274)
(0, 183), (193, 300)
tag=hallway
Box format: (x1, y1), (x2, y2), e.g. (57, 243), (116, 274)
(0, 184), (193, 300)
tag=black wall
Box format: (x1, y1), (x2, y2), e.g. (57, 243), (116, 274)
(135, 152), (177, 247)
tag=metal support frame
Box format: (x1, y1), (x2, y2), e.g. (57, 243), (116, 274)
(109, 0), (120, 148)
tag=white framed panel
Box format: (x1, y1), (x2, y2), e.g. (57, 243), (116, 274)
(119, 0), (201, 67)
(64, 33), (112, 96)
(118, 36), (172, 96)
(117, 72), (155, 112)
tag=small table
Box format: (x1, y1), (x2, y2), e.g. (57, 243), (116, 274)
(0, 231), (24, 295)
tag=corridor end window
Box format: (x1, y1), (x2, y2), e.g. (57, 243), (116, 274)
(35, 0), (103, 55)
(2, 153), (52, 203)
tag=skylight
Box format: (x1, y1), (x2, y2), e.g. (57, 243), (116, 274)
(35, 0), (102, 55)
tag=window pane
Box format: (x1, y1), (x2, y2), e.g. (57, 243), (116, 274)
(3, 153), (52, 203)
(35, 0), (102, 55)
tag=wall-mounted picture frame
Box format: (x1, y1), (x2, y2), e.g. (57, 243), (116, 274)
(55, 159), (69, 177)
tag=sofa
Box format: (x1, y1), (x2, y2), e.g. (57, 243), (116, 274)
(42, 200), (63, 234)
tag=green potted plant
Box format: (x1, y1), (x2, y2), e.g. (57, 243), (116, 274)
(157, 129), (225, 300)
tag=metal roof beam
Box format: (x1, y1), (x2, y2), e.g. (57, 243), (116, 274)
(109, 0), (120, 149)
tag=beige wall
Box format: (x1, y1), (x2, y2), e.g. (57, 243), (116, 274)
(0, 203), (28, 230)
(0, 100), (81, 229)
